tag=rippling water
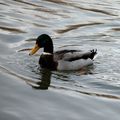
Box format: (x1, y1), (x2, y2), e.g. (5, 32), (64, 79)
(0, 0), (120, 120)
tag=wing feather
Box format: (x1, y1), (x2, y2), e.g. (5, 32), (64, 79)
(54, 49), (97, 61)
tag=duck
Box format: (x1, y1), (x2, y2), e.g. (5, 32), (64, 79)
(29, 34), (97, 71)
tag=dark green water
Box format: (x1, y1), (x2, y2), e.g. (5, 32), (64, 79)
(0, 0), (120, 120)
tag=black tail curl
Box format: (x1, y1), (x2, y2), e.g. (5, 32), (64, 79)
(90, 49), (97, 59)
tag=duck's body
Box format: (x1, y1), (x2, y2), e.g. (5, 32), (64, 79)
(29, 34), (97, 71)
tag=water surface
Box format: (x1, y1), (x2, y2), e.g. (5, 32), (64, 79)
(0, 0), (120, 120)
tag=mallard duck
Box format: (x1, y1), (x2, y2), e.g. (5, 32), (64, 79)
(29, 34), (97, 70)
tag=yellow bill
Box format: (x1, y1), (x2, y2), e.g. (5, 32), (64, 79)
(29, 44), (40, 55)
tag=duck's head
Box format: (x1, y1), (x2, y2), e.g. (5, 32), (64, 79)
(29, 34), (53, 55)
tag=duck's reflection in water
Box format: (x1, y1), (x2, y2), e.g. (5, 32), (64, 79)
(27, 69), (51, 90)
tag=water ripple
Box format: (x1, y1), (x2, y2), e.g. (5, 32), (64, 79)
(13, 0), (41, 7)
(0, 26), (26, 34)
(51, 85), (120, 100)
(56, 22), (103, 34)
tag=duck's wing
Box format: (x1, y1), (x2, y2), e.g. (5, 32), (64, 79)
(54, 49), (97, 61)
(54, 49), (81, 61)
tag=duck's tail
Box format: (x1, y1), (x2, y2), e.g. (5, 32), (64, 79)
(90, 49), (97, 59)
